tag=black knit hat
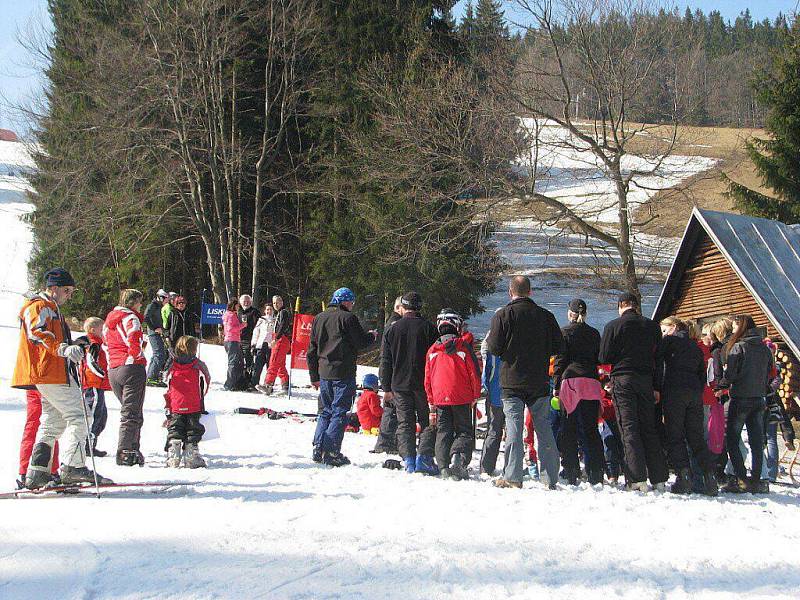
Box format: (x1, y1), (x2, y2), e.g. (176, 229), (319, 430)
(44, 267), (75, 288)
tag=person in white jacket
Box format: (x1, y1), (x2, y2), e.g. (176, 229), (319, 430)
(250, 304), (275, 388)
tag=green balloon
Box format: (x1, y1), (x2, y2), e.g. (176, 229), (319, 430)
(550, 396), (560, 410)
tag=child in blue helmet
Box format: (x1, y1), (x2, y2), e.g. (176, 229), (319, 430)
(356, 373), (383, 433)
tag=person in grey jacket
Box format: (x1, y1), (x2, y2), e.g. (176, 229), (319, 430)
(719, 315), (774, 494)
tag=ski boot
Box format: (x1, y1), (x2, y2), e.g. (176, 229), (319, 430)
(747, 477), (769, 494)
(403, 456), (416, 473)
(281, 384), (290, 395)
(322, 452), (351, 467)
(702, 470), (719, 497)
(449, 453), (468, 481)
(382, 459), (403, 470)
(625, 481), (649, 492)
(166, 440), (183, 468)
(722, 475), (748, 493)
(85, 441), (108, 458)
(116, 449), (144, 467)
(183, 442), (206, 469)
(257, 383), (274, 395)
(15, 477), (25, 490)
(147, 378), (167, 388)
(439, 468), (453, 479)
(670, 468), (692, 494)
(312, 446), (324, 463)
(654, 482), (666, 493)
(415, 455), (439, 476)
(25, 469), (54, 490)
(60, 466), (113, 486)
(527, 462), (540, 480)
(492, 478), (522, 489)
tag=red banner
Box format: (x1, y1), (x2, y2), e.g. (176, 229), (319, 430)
(290, 313), (314, 370)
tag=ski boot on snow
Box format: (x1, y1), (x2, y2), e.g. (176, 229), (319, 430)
(722, 475), (748, 493)
(670, 468), (692, 494)
(403, 456), (416, 473)
(415, 455), (439, 476)
(257, 384), (274, 395)
(60, 466), (113, 486)
(492, 478), (522, 489)
(322, 452), (350, 467)
(25, 469), (55, 490)
(183, 442), (206, 469)
(747, 477), (769, 494)
(702, 471), (719, 496)
(116, 449), (145, 467)
(166, 440), (183, 468)
(449, 453), (468, 481)
(625, 481), (649, 492)
(527, 462), (540, 480)
(312, 446), (324, 463)
(281, 384), (290, 395)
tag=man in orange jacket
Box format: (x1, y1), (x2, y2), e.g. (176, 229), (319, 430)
(12, 267), (112, 489)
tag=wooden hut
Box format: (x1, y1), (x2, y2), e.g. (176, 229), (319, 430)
(653, 208), (800, 401)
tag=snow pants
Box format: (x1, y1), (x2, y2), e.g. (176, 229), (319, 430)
(251, 344), (271, 387)
(224, 341), (245, 390)
(600, 419), (624, 478)
(27, 383), (88, 477)
(19, 389), (59, 476)
(166, 413), (205, 446)
(435, 404), (474, 469)
(663, 387), (713, 472)
(146, 333), (168, 380)
(313, 378), (357, 453)
(264, 336), (290, 386)
(611, 374), (668, 485)
(503, 393), (559, 485)
(480, 400), (505, 475)
(560, 399), (604, 484)
(394, 389), (435, 460)
(83, 388), (108, 449)
(110, 364), (147, 452)
(372, 401), (398, 453)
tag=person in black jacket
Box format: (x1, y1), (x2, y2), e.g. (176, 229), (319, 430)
(262, 295), (293, 395)
(656, 317), (717, 496)
(144, 289), (170, 386)
(379, 292), (438, 474)
(308, 287), (376, 467)
(238, 295), (261, 378)
(486, 276), (563, 489)
(598, 292), (667, 492)
(719, 315), (774, 493)
(371, 296), (403, 454)
(552, 299), (605, 485)
(166, 296), (198, 348)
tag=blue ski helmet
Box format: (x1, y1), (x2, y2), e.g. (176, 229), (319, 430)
(362, 373), (379, 390)
(330, 287), (355, 305)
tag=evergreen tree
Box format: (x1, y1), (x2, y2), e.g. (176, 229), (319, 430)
(727, 20), (800, 224)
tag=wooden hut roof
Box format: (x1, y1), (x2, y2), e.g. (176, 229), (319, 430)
(653, 208), (800, 357)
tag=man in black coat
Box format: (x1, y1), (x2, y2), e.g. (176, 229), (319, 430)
(372, 296), (403, 454)
(379, 292), (438, 473)
(599, 292), (668, 491)
(308, 287), (376, 466)
(238, 294), (261, 377)
(144, 289), (170, 386)
(486, 275), (563, 489)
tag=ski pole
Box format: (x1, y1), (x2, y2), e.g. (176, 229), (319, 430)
(77, 362), (101, 498)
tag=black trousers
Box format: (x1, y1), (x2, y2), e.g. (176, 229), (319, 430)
(726, 397), (766, 481)
(663, 387), (712, 472)
(480, 400), (505, 474)
(241, 337), (254, 374)
(110, 364), (147, 452)
(373, 402), (399, 453)
(559, 399), (604, 483)
(435, 404), (474, 469)
(394, 389), (435, 459)
(611, 374), (668, 485)
(166, 413), (205, 448)
(251, 344), (272, 387)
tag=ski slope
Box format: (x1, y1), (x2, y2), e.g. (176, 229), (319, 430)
(2, 140), (800, 600)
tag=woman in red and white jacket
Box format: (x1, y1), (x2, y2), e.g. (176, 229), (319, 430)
(424, 309), (482, 481)
(103, 289), (148, 466)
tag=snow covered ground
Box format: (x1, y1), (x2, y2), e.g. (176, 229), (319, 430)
(2, 140), (800, 600)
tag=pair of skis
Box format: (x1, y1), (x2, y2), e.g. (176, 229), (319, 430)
(234, 407), (317, 420)
(0, 480), (200, 500)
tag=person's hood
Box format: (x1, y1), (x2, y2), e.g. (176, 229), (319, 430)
(431, 331), (474, 355)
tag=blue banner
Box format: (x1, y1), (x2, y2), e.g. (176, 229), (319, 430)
(200, 303), (226, 325)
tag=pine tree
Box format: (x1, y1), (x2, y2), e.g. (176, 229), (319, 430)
(727, 21), (800, 224)
(473, 0), (509, 55)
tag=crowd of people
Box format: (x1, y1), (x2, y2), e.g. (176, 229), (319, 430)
(11, 267), (798, 496)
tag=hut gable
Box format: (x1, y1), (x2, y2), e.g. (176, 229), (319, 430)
(653, 208), (800, 358)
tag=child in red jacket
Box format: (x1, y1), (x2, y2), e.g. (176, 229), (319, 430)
(424, 309), (482, 481)
(356, 374), (383, 433)
(164, 336), (210, 468)
(75, 317), (111, 457)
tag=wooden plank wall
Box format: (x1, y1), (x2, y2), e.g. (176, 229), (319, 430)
(665, 230), (799, 398)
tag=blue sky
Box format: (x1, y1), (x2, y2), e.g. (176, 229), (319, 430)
(1, 1), (798, 134)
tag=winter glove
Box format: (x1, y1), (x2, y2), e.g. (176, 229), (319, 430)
(58, 343), (85, 364)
